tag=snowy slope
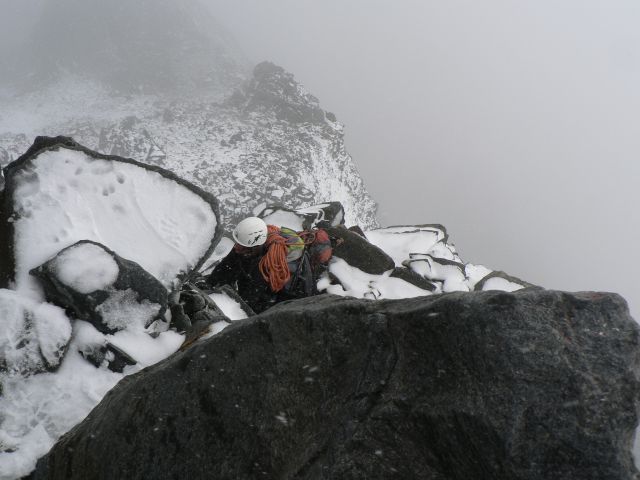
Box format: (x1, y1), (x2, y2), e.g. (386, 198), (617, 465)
(0, 63), (379, 232)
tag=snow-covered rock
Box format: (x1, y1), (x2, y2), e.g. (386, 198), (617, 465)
(363, 224), (537, 296)
(327, 225), (395, 275)
(0, 289), (71, 375)
(256, 201), (345, 231)
(31, 241), (168, 334)
(0, 136), (223, 294)
(320, 258), (433, 300)
(405, 255), (470, 293)
(365, 224), (454, 266)
(474, 270), (535, 292)
(0, 137), (224, 478)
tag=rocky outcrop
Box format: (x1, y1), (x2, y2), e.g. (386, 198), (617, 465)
(31, 240), (168, 334)
(33, 289), (640, 480)
(232, 62), (327, 124)
(0, 136), (223, 290)
(327, 225), (395, 274)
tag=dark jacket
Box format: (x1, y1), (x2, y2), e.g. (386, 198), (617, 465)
(208, 243), (316, 313)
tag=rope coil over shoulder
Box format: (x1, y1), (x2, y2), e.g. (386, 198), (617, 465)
(258, 226), (330, 293)
(259, 225), (291, 292)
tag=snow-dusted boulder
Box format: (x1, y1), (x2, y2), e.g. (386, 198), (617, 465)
(320, 258), (434, 300)
(388, 266), (437, 292)
(475, 270), (536, 292)
(31, 241), (168, 334)
(326, 225), (395, 274)
(255, 201), (345, 231)
(404, 254), (470, 293)
(0, 136), (223, 294)
(0, 289), (71, 375)
(363, 224), (533, 295)
(365, 224), (455, 265)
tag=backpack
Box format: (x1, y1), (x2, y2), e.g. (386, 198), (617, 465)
(259, 226), (333, 293)
(300, 228), (332, 267)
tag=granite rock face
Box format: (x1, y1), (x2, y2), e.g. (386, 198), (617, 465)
(33, 289), (640, 480)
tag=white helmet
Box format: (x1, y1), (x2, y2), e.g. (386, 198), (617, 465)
(232, 217), (268, 247)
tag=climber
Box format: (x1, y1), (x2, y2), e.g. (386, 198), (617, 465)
(207, 216), (332, 313)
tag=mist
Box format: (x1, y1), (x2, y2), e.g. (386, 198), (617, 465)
(0, 0), (638, 316)
(207, 0), (640, 317)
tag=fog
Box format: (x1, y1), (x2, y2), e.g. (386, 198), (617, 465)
(207, 0), (640, 317)
(0, 1), (638, 316)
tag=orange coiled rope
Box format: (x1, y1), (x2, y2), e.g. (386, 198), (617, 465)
(259, 225), (290, 292)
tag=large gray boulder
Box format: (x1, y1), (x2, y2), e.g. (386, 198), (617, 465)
(33, 289), (640, 480)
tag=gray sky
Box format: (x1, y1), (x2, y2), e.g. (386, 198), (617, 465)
(207, 0), (640, 317)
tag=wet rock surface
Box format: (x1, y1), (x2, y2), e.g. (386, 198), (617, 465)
(33, 289), (640, 480)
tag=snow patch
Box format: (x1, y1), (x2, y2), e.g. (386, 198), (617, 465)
(480, 276), (525, 292)
(52, 242), (119, 294)
(260, 210), (304, 231)
(12, 148), (217, 296)
(406, 256), (469, 293)
(321, 258), (431, 300)
(95, 289), (161, 332)
(107, 328), (183, 367)
(0, 289), (71, 374)
(365, 226), (446, 266)
(209, 293), (248, 321)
